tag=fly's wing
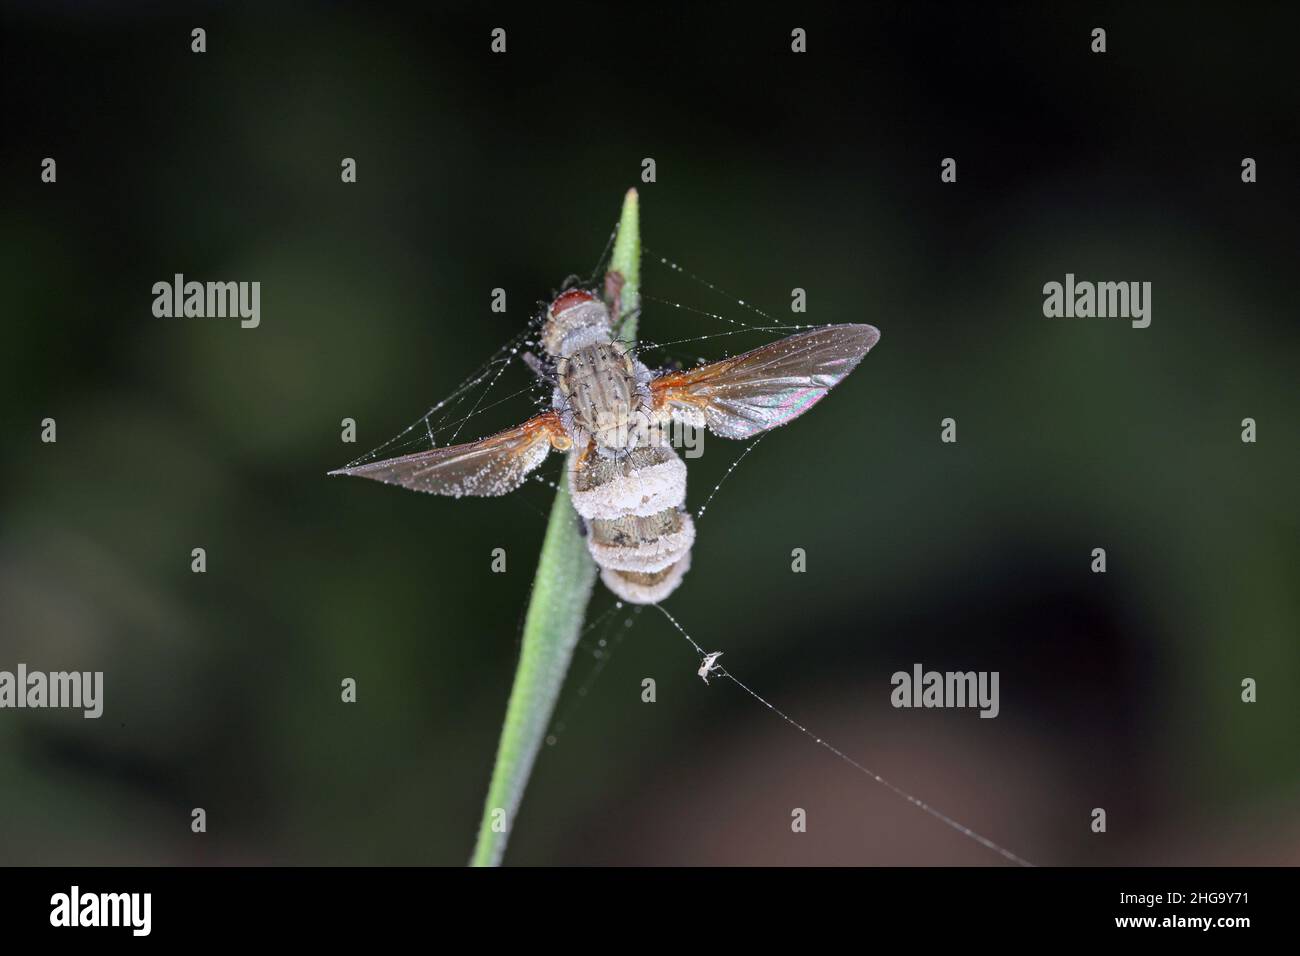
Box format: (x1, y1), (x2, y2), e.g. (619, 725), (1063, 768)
(327, 412), (566, 497)
(649, 324), (879, 439)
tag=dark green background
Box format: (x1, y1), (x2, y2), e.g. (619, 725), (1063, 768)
(1, 3), (1296, 865)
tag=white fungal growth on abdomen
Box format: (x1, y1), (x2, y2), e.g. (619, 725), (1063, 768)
(567, 445), (687, 519)
(568, 443), (693, 604)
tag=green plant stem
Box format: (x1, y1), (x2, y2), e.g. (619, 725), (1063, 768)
(610, 188), (641, 344)
(470, 188), (640, 866)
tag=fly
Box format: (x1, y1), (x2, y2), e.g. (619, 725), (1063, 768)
(330, 265), (879, 604)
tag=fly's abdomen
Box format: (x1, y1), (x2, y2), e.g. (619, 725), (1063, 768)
(587, 509), (695, 574)
(569, 443), (693, 604)
(569, 443), (685, 518)
(600, 553), (692, 606)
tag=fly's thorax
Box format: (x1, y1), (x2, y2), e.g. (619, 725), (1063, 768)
(555, 342), (652, 452)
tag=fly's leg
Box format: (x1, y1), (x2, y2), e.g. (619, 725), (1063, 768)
(522, 351), (555, 384)
(603, 270), (624, 319)
(612, 305), (641, 345)
(602, 271), (642, 344)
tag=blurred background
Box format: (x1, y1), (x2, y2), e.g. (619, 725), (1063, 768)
(1, 2), (1296, 865)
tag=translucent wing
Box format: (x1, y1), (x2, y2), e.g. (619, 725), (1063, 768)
(327, 412), (566, 497)
(650, 324), (879, 439)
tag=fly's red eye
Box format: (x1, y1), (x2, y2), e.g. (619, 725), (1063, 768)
(550, 289), (597, 316)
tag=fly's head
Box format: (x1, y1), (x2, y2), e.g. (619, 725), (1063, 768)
(540, 288), (612, 358)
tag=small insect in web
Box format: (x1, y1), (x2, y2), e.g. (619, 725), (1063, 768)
(697, 650), (724, 685)
(328, 223), (880, 604)
(655, 604), (1035, 866)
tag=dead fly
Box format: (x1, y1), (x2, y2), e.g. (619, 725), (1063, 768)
(697, 651), (724, 685)
(330, 287), (879, 603)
